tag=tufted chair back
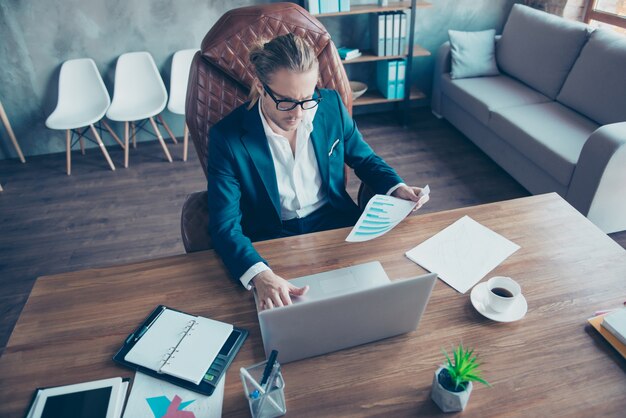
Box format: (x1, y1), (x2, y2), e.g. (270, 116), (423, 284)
(185, 2), (352, 179)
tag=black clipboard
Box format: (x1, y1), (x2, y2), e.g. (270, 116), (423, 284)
(113, 305), (247, 396)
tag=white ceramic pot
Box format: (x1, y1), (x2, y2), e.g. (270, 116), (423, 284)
(430, 366), (473, 412)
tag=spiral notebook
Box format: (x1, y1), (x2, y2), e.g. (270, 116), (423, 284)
(114, 306), (248, 395)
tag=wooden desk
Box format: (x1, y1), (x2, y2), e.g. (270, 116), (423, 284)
(1, 194), (625, 417)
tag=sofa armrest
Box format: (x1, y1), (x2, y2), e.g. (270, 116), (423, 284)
(566, 122), (626, 233)
(431, 41), (452, 118)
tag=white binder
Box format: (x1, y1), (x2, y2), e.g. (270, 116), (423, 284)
(124, 308), (233, 385)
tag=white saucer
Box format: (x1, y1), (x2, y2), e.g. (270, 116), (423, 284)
(470, 282), (527, 322)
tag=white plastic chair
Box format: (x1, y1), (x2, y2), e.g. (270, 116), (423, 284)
(0, 100), (26, 164)
(106, 51), (176, 167)
(168, 49), (199, 162)
(45, 58), (123, 175)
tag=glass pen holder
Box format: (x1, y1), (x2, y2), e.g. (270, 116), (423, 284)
(240, 360), (286, 418)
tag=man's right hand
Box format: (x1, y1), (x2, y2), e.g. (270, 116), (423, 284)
(252, 270), (309, 311)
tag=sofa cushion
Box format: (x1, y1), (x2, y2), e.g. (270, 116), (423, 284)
(557, 29), (626, 126)
(497, 4), (589, 99)
(441, 73), (551, 125)
(490, 102), (599, 186)
(448, 29), (499, 79)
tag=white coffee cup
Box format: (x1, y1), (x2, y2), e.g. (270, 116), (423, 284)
(486, 276), (521, 313)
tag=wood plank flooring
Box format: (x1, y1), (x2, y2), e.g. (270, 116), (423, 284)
(1, 109), (624, 356)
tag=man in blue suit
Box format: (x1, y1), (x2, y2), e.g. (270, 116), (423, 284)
(207, 33), (429, 310)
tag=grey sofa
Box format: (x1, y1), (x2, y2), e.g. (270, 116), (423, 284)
(432, 4), (626, 233)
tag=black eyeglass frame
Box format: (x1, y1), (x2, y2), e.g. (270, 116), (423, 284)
(262, 84), (323, 111)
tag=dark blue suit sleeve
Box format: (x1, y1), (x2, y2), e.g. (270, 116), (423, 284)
(207, 124), (267, 282)
(334, 91), (404, 193)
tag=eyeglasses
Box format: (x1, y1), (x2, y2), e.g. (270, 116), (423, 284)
(262, 84), (323, 111)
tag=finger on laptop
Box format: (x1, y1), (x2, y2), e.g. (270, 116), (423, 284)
(289, 283), (309, 296)
(265, 298), (274, 310)
(273, 292), (285, 308)
(279, 288), (292, 306)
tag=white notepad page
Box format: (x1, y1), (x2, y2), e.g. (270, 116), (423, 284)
(405, 215), (520, 293)
(125, 309), (233, 384)
(160, 316), (233, 384)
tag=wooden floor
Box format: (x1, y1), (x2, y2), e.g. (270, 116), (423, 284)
(1, 109), (624, 356)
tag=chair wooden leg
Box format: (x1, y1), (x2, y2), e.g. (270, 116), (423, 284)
(66, 129), (71, 175)
(131, 122), (137, 149)
(90, 124), (115, 171)
(149, 117), (172, 163)
(0, 182), (3, 192)
(0, 101), (26, 163)
(79, 135), (85, 155)
(124, 121), (130, 168)
(183, 123), (189, 162)
(157, 114), (178, 144)
(101, 119), (125, 149)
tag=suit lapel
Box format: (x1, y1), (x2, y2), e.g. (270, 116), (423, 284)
(311, 111), (330, 192)
(239, 102), (281, 218)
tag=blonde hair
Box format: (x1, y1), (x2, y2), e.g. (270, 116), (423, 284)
(247, 33), (319, 109)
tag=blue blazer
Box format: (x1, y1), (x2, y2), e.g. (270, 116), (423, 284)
(207, 89), (403, 281)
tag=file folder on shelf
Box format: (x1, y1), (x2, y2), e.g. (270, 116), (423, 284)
(306, 0), (320, 15)
(385, 13), (393, 55)
(377, 60), (398, 99)
(399, 12), (407, 55)
(396, 59), (406, 99)
(114, 305), (248, 396)
(392, 12), (400, 55)
(371, 13), (386, 56)
(320, 0), (338, 14)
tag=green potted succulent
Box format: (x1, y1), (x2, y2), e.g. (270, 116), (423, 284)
(431, 344), (490, 412)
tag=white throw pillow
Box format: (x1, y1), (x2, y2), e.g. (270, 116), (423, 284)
(448, 29), (499, 79)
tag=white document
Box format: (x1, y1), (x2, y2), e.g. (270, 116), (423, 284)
(405, 215), (520, 293)
(125, 308), (233, 385)
(346, 186), (429, 242)
(123, 372), (224, 418)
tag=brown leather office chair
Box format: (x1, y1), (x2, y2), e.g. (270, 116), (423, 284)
(181, 2), (370, 253)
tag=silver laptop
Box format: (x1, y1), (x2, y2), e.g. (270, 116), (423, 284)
(256, 261), (437, 363)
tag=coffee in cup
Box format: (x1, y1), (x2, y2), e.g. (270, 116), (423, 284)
(486, 276), (521, 313)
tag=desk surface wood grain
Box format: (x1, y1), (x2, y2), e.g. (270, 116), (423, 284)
(1, 193), (625, 417)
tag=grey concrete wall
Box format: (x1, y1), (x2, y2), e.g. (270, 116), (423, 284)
(0, 0), (265, 160)
(0, 0), (518, 160)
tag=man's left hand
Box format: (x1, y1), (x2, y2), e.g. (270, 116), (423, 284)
(391, 184), (429, 211)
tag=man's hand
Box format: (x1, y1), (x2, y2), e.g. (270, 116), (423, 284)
(392, 184), (430, 211)
(252, 270), (309, 310)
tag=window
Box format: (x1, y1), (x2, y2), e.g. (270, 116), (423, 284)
(584, 0), (626, 33)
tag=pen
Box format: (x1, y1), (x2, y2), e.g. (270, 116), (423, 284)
(328, 139), (340, 156)
(135, 305), (166, 342)
(593, 302), (626, 317)
(260, 350), (278, 386)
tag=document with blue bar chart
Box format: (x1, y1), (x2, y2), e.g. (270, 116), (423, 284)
(346, 194), (418, 242)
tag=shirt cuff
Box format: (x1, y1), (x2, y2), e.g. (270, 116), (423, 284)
(386, 182), (405, 196)
(239, 262), (271, 290)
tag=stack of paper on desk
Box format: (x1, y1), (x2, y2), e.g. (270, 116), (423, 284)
(405, 215), (520, 293)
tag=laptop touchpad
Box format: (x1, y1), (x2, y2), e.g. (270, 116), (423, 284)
(320, 273), (357, 295)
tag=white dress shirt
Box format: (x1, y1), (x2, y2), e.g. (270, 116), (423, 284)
(239, 98), (404, 289)
(260, 99), (327, 220)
